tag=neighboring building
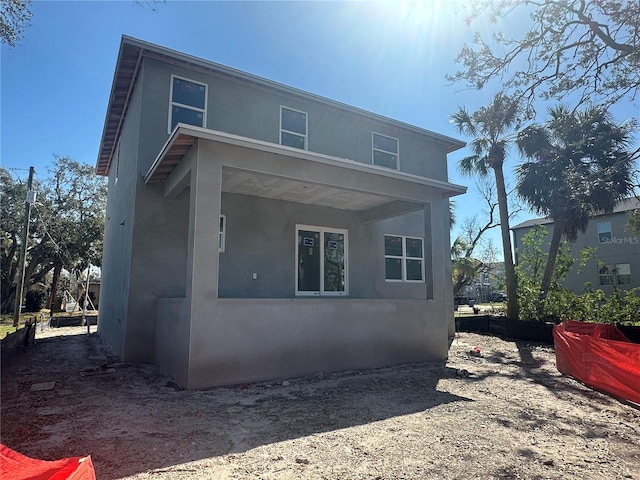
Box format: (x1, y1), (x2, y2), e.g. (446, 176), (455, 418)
(512, 198), (640, 294)
(96, 36), (466, 389)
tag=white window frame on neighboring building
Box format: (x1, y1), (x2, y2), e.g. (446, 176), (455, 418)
(599, 263), (632, 286)
(615, 263), (631, 285)
(384, 234), (424, 282)
(295, 224), (348, 296)
(598, 264), (614, 285)
(597, 221), (612, 243)
(219, 214), (226, 253)
(280, 106), (308, 150)
(168, 75), (207, 134)
(372, 132), (399, 170)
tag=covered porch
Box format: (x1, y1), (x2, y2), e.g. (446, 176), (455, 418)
(144, 125), (464, 388)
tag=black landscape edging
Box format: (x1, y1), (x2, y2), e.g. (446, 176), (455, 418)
(456, 315), (640, 344)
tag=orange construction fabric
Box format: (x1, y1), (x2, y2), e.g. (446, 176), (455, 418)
(553, 320), (640, 405)
(0, 444), (95, 480)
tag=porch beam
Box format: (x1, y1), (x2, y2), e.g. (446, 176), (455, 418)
(360, 201), (424, 224)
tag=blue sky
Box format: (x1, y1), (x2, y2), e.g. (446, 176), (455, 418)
(2, 1), (638, 259)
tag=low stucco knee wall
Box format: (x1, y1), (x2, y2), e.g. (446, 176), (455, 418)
(188, 298), (448, 389)
(155, 297), (190, 386)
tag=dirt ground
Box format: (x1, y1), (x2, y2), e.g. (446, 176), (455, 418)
(1, 325), (639, 480)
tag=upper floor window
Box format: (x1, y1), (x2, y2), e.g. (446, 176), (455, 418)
(280, 106), (307, 149)
(372, 133), (399, 169)
(597, 221), (612, 243)
(384, 235), (424, 282)
(169, 76), (207, 133)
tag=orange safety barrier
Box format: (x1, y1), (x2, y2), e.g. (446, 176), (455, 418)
(553, 320), (640, 405)
(0, 444), (95, 480)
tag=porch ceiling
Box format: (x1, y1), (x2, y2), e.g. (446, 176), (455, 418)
(222, 167), (393, 211)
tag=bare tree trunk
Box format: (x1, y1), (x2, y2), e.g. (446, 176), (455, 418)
(48, 261), (62, 316)
(493, 164), (519, 319)
(539, 220), (564, 302)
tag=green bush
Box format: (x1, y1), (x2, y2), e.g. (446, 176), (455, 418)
(516, 226), (640, 326)
(25, 290), (47, 312)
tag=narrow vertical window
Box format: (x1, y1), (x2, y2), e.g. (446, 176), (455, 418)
(280, 106), (307, 149)
(169, 76), (207, 133)
(615, 263), (631, 285)
(219, 215), (226, 253)
(598, 264), (613, 285)
(372, 132), (399, 169)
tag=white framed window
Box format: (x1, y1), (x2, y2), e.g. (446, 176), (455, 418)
(296, 225), (348, 296)
(597, 221), (612, 243)
(372, 132), (399, 169)
(168, 75), (207, 133)
(598, 264), (614, 285)
(616, 263), (631, 285)
(280, 106), (307, 149)
(384, 235), (424, 282)
(219, 215), (226, 253)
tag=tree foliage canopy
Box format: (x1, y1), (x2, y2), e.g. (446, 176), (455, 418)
(1, 157), (106, 313)
(517, 105), (637, 238)
(449, 0), (640, 108)
(0, 0), (31, 47)
(516, 105), (637, 301)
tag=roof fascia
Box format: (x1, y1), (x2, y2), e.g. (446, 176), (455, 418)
(145, 124), (467, 197)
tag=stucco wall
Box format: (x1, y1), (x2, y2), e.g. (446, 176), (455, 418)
(155, 297), (190, 386)
(187, 298), (448, 389)
(97, 75), (143, 356)
(219, 194), (430, 299)
(136, 58), (450, 181)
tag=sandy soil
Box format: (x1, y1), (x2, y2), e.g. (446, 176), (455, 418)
(1, 325), (639, 480)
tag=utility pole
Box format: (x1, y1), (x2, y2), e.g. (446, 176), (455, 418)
(13, 166), (35, 328)
(82, 263), (91, 335)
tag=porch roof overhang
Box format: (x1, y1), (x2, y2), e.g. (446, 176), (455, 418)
(145, 125), (467, 211)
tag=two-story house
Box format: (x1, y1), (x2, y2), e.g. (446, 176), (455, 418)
(512, 198), (640, 295)
(96, 36), (466, 389)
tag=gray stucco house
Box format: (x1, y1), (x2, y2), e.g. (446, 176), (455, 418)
(512, 198), (640, 294)
(96, 36), (466, 389)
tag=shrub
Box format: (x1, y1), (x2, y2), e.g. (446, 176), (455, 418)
(516, 226), (640, 326)
(25, 290), (47, 312)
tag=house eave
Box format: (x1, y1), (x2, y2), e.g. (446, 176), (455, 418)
(97, 35), (466, 176)
(144, 124), (467, 198)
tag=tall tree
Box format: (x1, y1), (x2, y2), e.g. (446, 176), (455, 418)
(0, 157), (107, 313)
(451, 93), (521, 318)
(449, 0), (640, 109)
(516, 106), (637, 301)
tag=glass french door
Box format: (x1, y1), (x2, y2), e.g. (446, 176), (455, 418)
(296, 225), (348, 296)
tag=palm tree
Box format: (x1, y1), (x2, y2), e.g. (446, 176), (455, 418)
(516, 105), (637, 302)
(451, 93), (521, 319)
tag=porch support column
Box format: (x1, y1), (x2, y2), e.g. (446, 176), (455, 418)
(186, 145), (222, 329)
(425, 197), (449, 358)
(443, 198), (455, 336)
(427, 198), (447, 303)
